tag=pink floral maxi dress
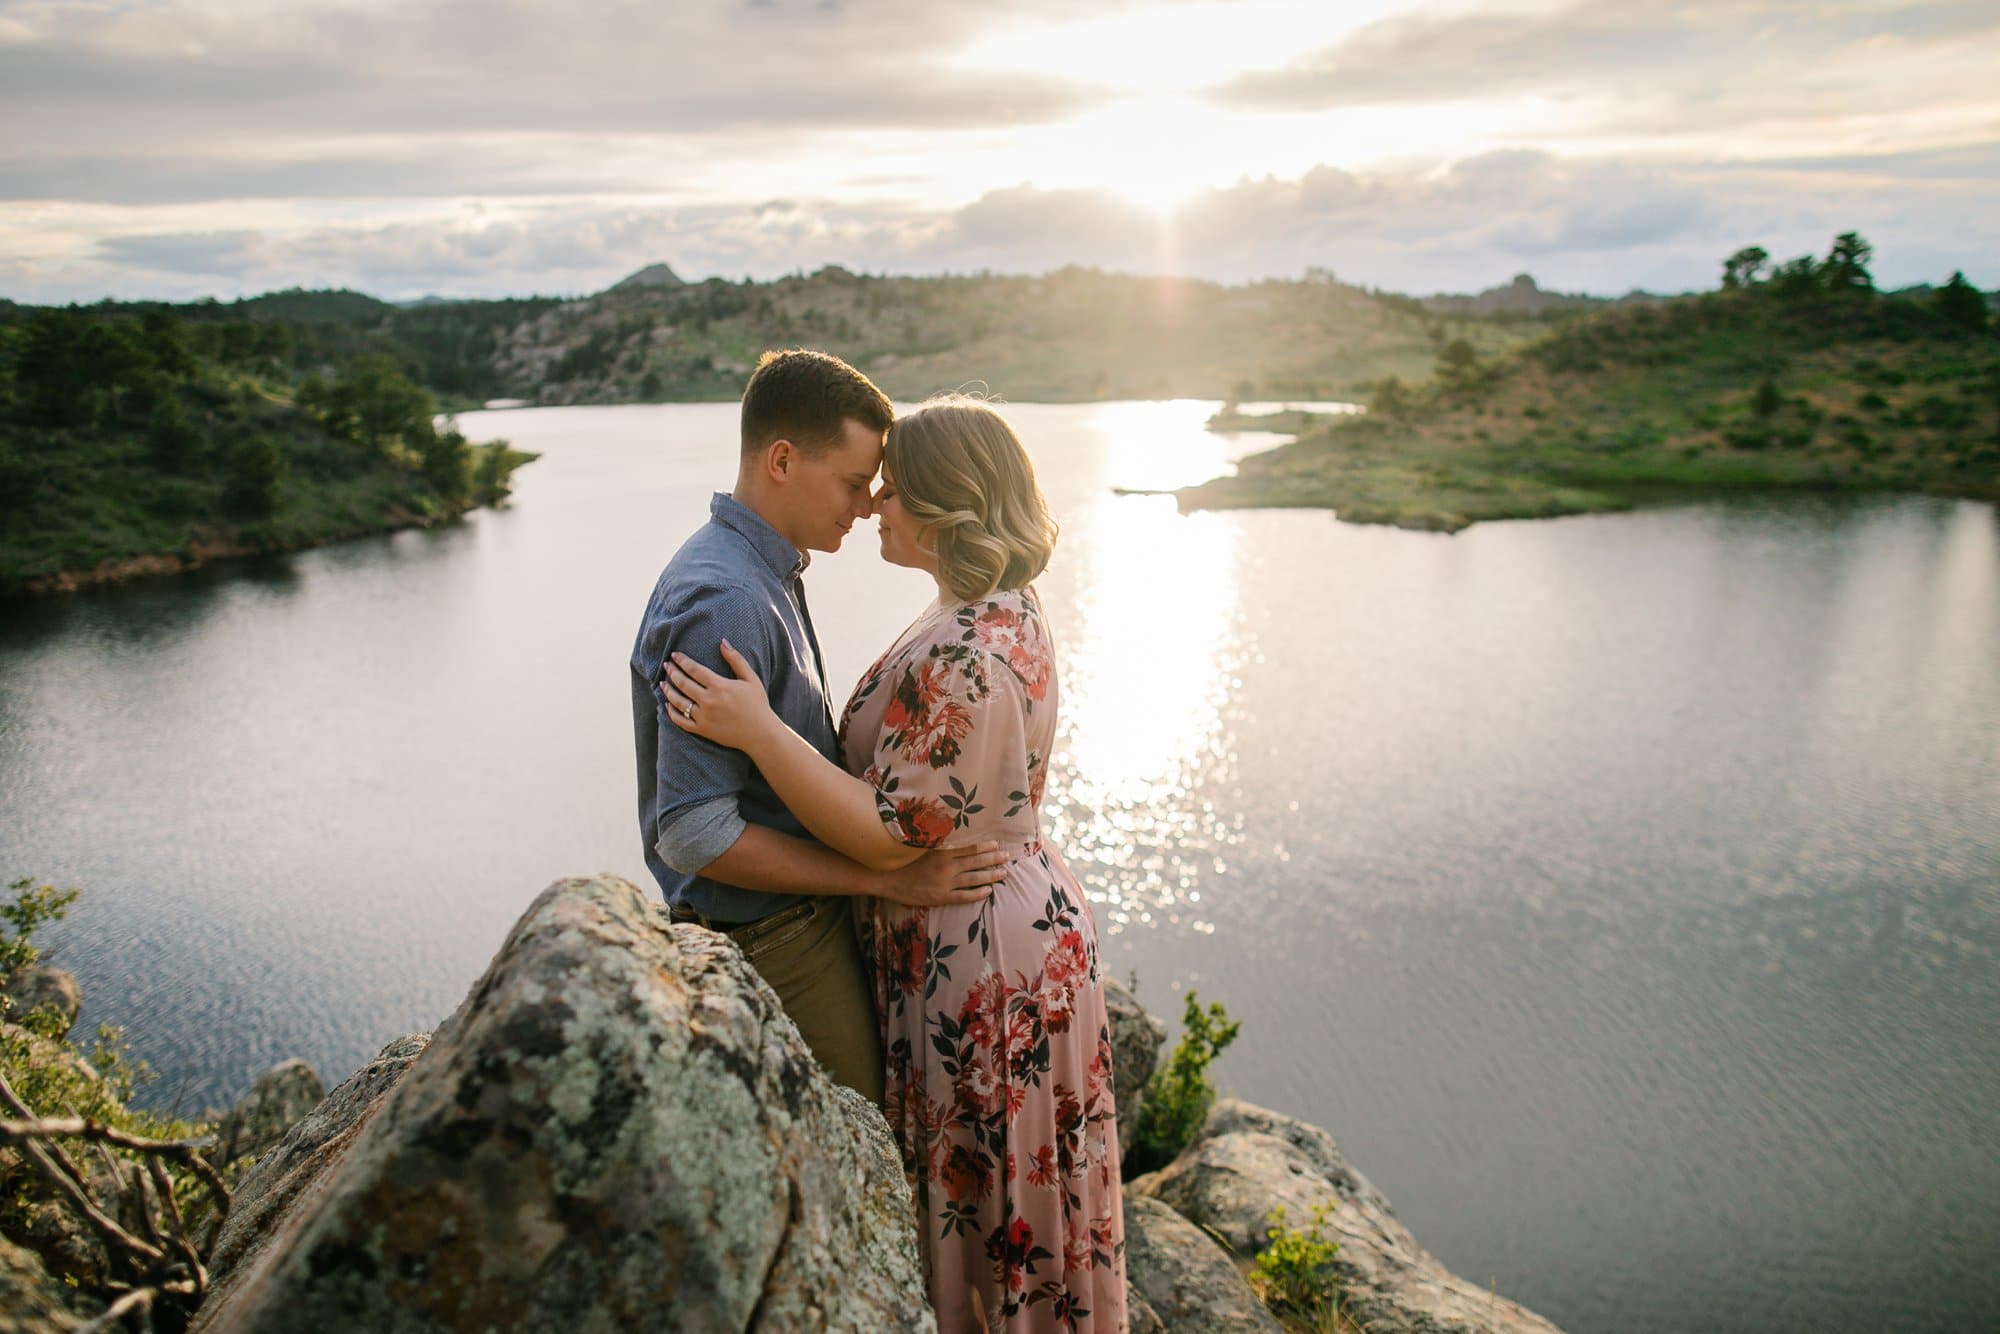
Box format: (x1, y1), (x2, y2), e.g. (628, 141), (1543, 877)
(840, 586), (1127, 1332)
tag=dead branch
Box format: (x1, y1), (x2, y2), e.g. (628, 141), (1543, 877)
(77, 1282), (156, 1334)
(0, 1102), (232, 1219)
(0, 1065), (228, 1321)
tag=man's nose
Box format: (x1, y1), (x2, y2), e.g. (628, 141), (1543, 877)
(855, 490), (874, 520)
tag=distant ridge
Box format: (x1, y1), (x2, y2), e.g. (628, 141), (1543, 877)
(1419, 273), (1665, 318)
(610, 262), (686, 293)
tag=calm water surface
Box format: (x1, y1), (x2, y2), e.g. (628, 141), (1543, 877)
(2, 402), (1996, 1332)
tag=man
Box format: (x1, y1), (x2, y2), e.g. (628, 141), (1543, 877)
(631, 349), (1004, 1101)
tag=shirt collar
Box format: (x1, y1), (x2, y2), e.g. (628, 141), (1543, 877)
(710, 493), (809, 580)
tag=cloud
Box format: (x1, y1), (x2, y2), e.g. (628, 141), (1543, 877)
(0, 0), (1102, 156)
(0, 1), (1994, 302)
(16, 146), (1988, 306)
(1210, 0), (2000, 164)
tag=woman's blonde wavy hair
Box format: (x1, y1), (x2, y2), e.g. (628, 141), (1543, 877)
(885, 395), (1058, 602)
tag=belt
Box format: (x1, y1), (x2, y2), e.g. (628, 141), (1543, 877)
(668, 897), (821, 950)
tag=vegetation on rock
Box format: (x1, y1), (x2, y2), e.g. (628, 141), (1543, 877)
(1126, 990), (1241, 1174)
(1, 880), (236, 1329)
(1250, 1203), (1343, 1326)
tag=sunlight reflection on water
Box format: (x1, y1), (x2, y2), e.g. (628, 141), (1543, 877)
(1046, 493), (1240, 937)
(1014, 400), (1291, 937)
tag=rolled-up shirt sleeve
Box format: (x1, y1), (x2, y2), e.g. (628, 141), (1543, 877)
(643, 583), (771, 873)
(657, 795), (746, 875)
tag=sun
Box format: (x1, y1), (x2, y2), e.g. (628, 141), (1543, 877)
(1017, 96), (1225, 218)
(1110, 170), (1203, 220)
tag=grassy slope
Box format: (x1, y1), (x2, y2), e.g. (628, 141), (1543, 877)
(495, 269), (1547, 405)
(1179, 288), (2000, 531)
(0, 369), (530, 595)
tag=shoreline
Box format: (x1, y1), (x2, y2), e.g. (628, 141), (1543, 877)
(1178, 411), (2000, 534)
(9, 497), (504, 601)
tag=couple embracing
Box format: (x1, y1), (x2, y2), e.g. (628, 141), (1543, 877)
(630, 350), (1127, 1331)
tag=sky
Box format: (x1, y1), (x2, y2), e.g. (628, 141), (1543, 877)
(1, 0), (1995, 304)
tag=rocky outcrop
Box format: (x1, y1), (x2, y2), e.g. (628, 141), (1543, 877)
(0, 1234), (84, 1333)
(1102, 973), (1167, 1129)
(206, 1035), (431, 1286)
(609, 262), (686, 292)
(1134, 1099), (1561, 1334)
(211, 1058), (326, 1167)
(194, 874), (932, 1333)
(1, 968), (80, 1037)
(1123, 1195), (1282, 1331)
(0, 873), (1560, 1333)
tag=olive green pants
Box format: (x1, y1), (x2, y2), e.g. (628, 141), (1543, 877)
(726, 897), (885, 1104)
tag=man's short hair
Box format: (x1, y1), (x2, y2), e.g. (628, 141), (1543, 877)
(740, 349), (894, 457)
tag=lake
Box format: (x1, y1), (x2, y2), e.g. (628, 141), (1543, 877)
(2, 400), (1996, 1332)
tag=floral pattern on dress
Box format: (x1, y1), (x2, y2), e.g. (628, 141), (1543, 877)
(841, 587), (1126, 1333)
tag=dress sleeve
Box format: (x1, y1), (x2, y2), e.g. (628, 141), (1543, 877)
(863, 641), (1032, 848)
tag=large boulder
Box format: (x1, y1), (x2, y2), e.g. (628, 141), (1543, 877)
(1102, 974), (1167, 1128)
(193, 874), (933, 1332)
(1122, 1195), (1280, 1331)
(206, 1034), (432, 1287)
(0, 1234), (84, 1333)
(1133, 1099), (1561, 1333)
(1, 968), (81, 1037)
(211, 1058), (326, 1167)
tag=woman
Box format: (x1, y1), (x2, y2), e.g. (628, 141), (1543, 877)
(662, 396), (1126, 1331)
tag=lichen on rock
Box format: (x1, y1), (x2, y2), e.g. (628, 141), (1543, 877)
(1134, 1098), (1562, 1333)
(193, 874), (933, 1333)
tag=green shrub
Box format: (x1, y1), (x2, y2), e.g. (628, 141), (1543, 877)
(1753, 377), (1783, 419)
(0, 879), (217, 1302)
(0, 877), (77, 978)
(471, 442), (522, 504)
(1250, 1203), (1342, 1318)
(1126, 991), (1240, 1173)
(421, 425), (472, 502)
(146, 396), (203, 470)
(222, 434), (285, 517)
(1917, 395), (1971, 429)
(1858, 391), (1889, 411)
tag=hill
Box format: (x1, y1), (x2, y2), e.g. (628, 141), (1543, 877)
(0, 270), (1573, 412)
(493, 265), (1554, 405)
(1416, 272), (1668, 319)
(0, 306), (534, 595)
(608, 262), (687, 292)
(1180, 236), (1999, 530)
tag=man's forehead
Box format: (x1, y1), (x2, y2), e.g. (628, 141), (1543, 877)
(834, 418), (886, 471)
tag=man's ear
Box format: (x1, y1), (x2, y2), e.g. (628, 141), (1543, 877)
(765, 438), (796, 481)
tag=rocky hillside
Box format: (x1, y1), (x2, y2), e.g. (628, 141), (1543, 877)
(495, 265), (1550, 406)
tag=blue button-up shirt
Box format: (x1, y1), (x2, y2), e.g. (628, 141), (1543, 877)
(631, 493), (842, 922)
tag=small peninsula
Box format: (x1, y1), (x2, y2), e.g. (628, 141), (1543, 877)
(1180, 235), (2000, 531)
(0, 307), (534, 597)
